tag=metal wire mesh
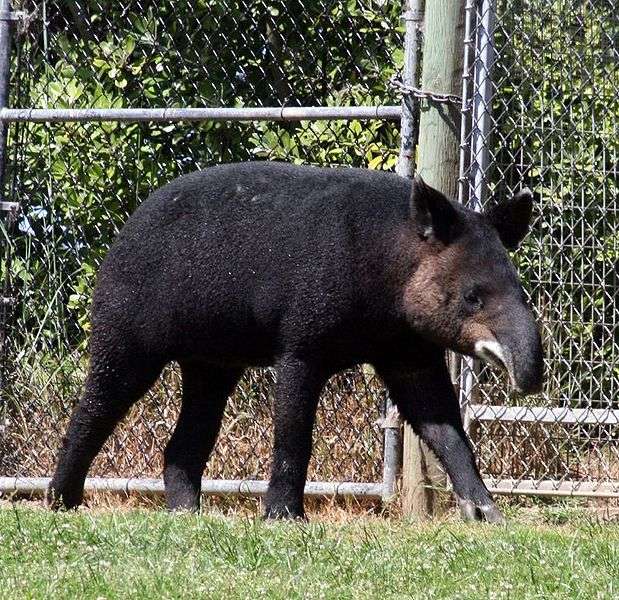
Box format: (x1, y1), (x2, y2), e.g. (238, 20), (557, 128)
(1, 0), (618, 500)
(0, 0), (401, 484)
(459, 0), (619, 495)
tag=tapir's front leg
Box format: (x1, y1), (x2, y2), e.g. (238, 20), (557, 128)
(378, 360), (504, 523)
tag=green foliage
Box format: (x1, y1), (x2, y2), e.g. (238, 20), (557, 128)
(488, 0), (618, 407)
(6, 0), (402, 354)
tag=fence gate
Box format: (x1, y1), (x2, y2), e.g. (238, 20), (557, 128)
(0, 0), (403, 500)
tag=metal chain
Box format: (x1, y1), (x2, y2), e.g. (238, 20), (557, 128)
(0, 7), (38, 35)
(389, 74), (463, 106)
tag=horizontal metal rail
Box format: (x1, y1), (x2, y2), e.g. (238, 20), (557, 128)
(0, 106), (402, 123)
(0, 477), (384, 499)
(485, 478), (619, 498)
(2, 476), (618, 500)
(470, 404), (619, 425)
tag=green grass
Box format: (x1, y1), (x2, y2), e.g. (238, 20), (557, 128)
(0, 505), (617, 599)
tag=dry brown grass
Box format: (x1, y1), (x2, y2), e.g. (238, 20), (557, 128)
(472, 419), (619, 483)
(4, 351), (618, 515)
(0, 489), (388, 523)
(1, 359), (385, 484)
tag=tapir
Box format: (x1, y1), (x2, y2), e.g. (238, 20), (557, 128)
(48, 161), (543, 521)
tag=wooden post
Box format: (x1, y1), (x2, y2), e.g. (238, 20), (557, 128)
(401, 0), (466, 518)
(416, 0), (466, 198)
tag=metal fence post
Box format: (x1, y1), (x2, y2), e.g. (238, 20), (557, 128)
(0, 0), (15, 391)
(0, 0), (13, 193)
(0, 0), (15, 209)
(383, 0), (424, 506)
(470, 0), (496, 212)
(0, 0), (10, 154)
(395, 0), (423, 179)
(458, 0), (497, 431)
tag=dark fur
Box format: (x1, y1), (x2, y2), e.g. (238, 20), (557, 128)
(48, 162), (543, 521)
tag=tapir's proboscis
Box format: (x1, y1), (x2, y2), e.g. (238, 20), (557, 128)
(48, 162), (543, 522)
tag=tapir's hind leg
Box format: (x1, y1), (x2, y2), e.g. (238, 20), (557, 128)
(164, 362), (242, 511)
(264, 357), (328, 520)
(48, 355), (163, 509)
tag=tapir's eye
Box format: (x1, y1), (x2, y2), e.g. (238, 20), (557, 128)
(464, 288), (483, 311)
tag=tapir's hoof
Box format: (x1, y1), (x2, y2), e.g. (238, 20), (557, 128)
(263, 504), (306, 521)
(458, 498), (505, 524)
(164, 491), (201, 513)
(46, 484), (82, 511)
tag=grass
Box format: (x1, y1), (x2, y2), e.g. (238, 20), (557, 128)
(0, 502), (618, 599)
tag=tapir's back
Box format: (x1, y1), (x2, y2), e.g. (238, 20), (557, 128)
(93, 162), (412, 364)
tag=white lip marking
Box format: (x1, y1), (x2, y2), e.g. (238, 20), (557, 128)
(475, 340), (506, 367)
(474, 340), (520, 391)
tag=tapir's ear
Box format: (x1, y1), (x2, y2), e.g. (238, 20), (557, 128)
(485, 188), (534, 250)
(410, 175), (461, 244)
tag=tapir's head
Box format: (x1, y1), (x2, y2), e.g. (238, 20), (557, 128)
(403, 176), (543, 395)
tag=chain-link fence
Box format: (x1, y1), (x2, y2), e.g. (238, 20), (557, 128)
(0, 0), (617, 501)
(459, 0), (619, 496)
(0, 0), (402, 491)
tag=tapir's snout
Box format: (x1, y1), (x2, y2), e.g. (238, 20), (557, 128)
(475, 307), (544, 395)
(513, 334), (544, 395)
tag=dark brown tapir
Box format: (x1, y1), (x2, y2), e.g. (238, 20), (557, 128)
(48, 162), (543, 521)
